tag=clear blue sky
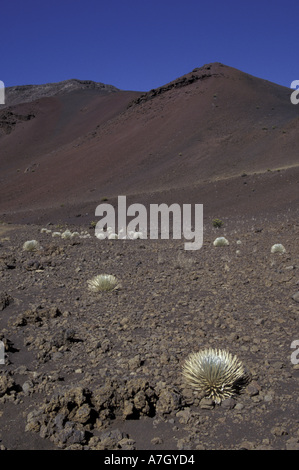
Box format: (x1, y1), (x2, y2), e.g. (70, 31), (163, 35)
(1, 0), (298, 91)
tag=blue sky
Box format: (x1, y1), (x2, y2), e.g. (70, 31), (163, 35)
(1, 0), (298, 91)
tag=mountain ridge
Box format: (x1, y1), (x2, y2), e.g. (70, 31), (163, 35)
(0, 78), (120, 109)
(0, 62), (298, 225)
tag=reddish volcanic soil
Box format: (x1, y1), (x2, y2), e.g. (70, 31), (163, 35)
(0, 63), (298, 451)
(0, 62), (298, 225)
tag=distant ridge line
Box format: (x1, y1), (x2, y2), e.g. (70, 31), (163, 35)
(1, 78), (119, 108)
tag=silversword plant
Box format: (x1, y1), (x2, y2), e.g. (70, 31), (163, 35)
(22, 240), (41, 252)
(182, 348), (247, 404)
(61, 229), (73, 239)
(213, 237), (229, 247)
(87, 274), (118, 292)
(270, 243), (286, 254)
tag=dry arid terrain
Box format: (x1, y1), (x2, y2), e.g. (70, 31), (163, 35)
(0, 63), (298, 450)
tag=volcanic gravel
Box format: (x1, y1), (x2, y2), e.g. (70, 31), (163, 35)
(0, 214), (298, 451)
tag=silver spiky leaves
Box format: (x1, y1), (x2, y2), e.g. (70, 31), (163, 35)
(22, 240), (41, 252)
(87, 274), (118, 292)
(182, 348), (246, 404)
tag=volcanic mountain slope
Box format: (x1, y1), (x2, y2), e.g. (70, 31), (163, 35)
(0, 62), (298, 224)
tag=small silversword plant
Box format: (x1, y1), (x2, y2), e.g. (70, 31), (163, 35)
(87, 274), (118, 292)
(270, 243), (286, 254)
(213, 237), (229, 247)
(182, 348), (246, 404)
(61, 229), (73, 239)
(23, 240), (41, 252)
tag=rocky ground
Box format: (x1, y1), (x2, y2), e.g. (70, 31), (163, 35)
(0, 213), (298, 450)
